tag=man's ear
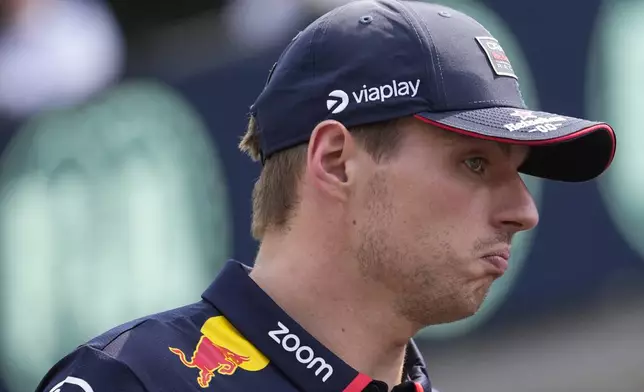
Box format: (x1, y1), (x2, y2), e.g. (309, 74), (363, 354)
(306, 120), (357, 199)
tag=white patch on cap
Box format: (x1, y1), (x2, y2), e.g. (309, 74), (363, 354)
(475, 36), (518, 79)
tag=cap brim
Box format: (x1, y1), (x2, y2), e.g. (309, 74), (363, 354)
(414, 107), (616, 182)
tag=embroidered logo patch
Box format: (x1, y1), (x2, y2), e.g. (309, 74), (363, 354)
(475, 36), (517, 79)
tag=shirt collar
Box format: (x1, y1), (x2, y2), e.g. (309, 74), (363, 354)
(202, 260), (433, 392)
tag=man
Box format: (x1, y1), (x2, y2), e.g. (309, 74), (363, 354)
(35, 0), (616, 391)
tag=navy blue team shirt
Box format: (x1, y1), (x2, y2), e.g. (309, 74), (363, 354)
(36, 260), (434, 392)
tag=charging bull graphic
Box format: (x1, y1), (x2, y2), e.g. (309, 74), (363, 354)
(169, 316), (269, 388)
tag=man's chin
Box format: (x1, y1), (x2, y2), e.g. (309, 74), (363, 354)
(401, 282), (492, 327)
(415, 300), (484, 327)
(431, 291), (489, 325)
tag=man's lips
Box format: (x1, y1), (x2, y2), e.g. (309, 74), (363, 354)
(481, 250), (510, 274)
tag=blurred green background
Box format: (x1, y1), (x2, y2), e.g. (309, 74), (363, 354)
(1, 0), (643, 391)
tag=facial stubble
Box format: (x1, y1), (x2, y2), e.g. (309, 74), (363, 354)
(355, 172), (491, 327)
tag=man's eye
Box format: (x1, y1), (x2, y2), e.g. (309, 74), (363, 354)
(464, 157), (487, 174)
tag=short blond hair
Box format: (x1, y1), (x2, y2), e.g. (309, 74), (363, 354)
(239, 116), (403, 240)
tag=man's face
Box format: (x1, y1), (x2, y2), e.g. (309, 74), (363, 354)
(350, 118), (539, 327)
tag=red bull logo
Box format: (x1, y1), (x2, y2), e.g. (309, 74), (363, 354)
(169, 316), (269, 388)
(169, 336), (250, 387)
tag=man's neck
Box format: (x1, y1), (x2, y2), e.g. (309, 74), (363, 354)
(249, 233), (419, 390)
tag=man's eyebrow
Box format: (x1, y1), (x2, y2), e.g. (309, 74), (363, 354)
(435, 129), (470, 146)
(434, 128), (520, 159)
(497, 142), (512, 157)
(431, 125), (532, 166)
(438, 131), (501, 151)
(498, 142), (532, 167)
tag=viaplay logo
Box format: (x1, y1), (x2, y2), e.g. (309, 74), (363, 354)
(326, 79), (421, 114)
(326, 90), (349, 114)
(169, 316), (269, 388)
(48, 377), (94, 392)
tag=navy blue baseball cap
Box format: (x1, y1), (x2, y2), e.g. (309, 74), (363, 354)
(250, 0), (616, 182)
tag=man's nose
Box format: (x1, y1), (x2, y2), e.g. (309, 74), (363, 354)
(492, 176), (540, 233)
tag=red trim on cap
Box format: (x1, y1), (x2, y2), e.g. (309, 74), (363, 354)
(413, 114), (617, 173)
(414, 382), (424, 392)
(343, 373), (373, 392)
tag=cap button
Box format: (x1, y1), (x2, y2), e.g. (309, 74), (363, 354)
(359, 15), (373, 24)
(438, 10), (451, 17)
